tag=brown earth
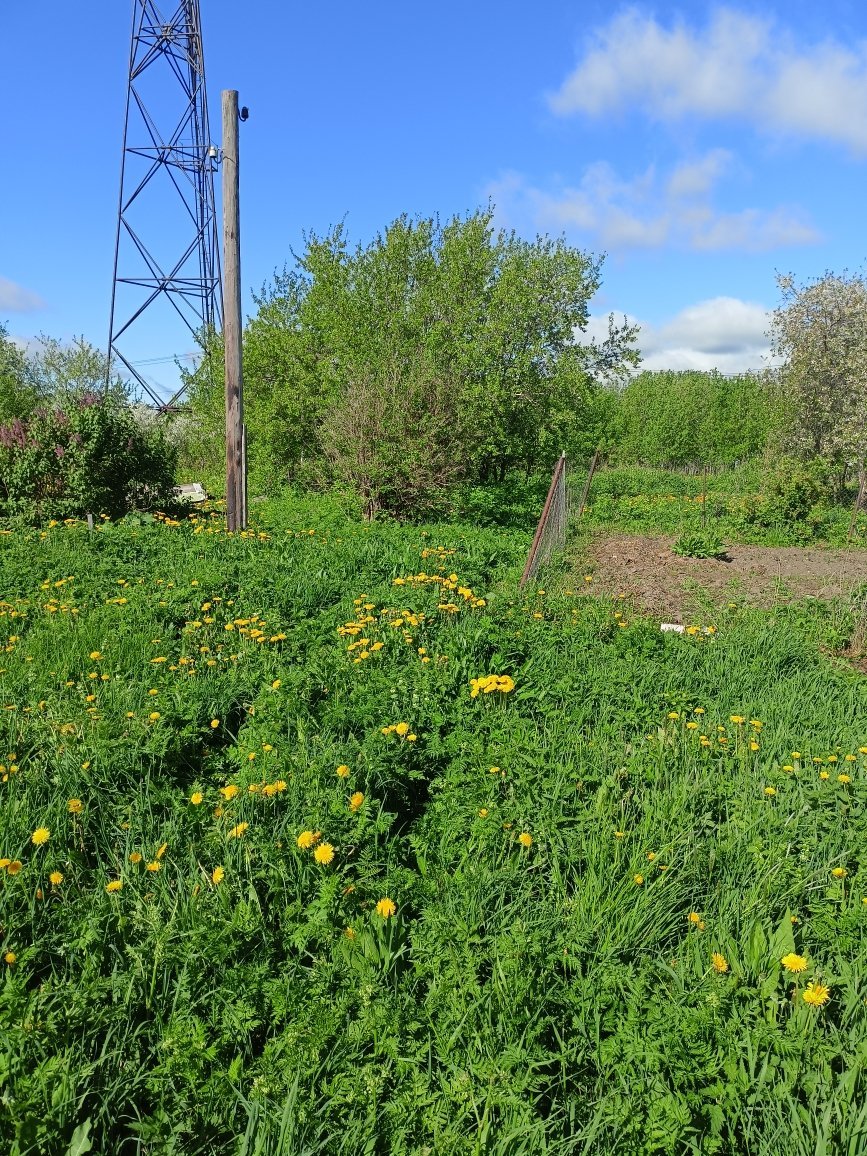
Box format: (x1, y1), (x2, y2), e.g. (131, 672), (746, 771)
(576, 533), (867, 621)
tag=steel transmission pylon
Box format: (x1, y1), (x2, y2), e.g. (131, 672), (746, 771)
(107, 0), (221, 408)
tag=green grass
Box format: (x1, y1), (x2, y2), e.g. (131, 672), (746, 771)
(0, 495), (866, 1154)
(581, 464), (867, 547)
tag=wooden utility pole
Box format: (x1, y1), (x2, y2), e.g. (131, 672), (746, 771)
(222, 89), (246, 531)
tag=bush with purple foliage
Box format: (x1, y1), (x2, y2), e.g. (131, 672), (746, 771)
(0, 393), (177, 520)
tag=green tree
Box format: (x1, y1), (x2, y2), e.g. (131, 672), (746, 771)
(186, 207), (638, 514)
(0, 322), (39, 422)
(27, 334), (127, 403)
(614, 369), (783, 467)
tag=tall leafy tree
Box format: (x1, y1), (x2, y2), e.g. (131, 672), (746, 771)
(614, 369), (783, 467)
(186, 207), (638, 514)
(26, 334), (126, 403)
(0, 323), (39, 422)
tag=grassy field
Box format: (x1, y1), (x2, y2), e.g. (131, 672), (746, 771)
(579, 464), (867, 547)
(1, 492), (866, 1155)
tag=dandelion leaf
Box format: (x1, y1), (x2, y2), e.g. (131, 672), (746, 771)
(65, 1119), (93, 1156)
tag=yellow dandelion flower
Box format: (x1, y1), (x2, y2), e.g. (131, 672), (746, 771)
(220, 784), (239, 801)
(687, 912), (701, 924)
(7, 861), (22, 875)
(148, 712), (160, 721)
(68, 799), (83, 814)
(31, 827), (50, 846)
(344, 927), (356, 939)
(802, 981), (831, 1007)
(105, 880), (123, 892)
(518, 832), (533, 848)
(336, 764), (350, 778)
(394, 722), (409, 736)
(228, 822), (249, 839)
(349, 791), (364, 812)
(210, 718), (220, 728)
(271, 679), (281, 689)
(49, 871), (63, 886)
(478, 808), (489, 817)
(313, 842), (335, 865)
(129, 852), (142, 864)
(155, 842), (168, 860)
(820, 770), (830, 780)
(190, 791), (204, 805)
(838, 774), (851, 784)
(146, 861), (161, 872)
(211, 866), (225, 885)
(832, 866), (848, 878)
(764, 786), (776, 797)
(633, 874), (644, 885)
(376, 897), (397, 918)
(781, 953), (808, 972)
(711, 953), (729, 973)
(297, 830), (319, 849)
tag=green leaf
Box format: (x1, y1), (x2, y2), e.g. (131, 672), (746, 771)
(768, 909), (797, 961)
(65, 1119), (93, 1156)
(745, 921), (768, 972)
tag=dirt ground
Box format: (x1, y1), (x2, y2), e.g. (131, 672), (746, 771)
(577, 533), (867, 620)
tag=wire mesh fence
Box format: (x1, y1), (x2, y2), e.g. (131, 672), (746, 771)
(520, 453), (568, 586)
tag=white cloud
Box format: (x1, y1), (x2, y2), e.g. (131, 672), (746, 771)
(487, 157), (819, 253)
(585, 297), (775, 373)
(549, 7), (867, 154)
(666, 150), (731, 199)
(0, 276), (45, 313)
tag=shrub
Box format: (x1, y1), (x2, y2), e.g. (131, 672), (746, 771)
(672, 530), (726, 559)
(733, 456), (838, 540)
(0, 393), (177, 521)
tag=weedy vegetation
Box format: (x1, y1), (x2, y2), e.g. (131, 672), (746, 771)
(1, 495), (866, 1155)
(3, 224), (867, 1154)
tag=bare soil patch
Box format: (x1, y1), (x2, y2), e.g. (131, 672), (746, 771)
(576, 533), (867, 620)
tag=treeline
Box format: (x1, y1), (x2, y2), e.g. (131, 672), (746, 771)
(4, 223), (865, 523)
(182, 207), (637, 516)
(608, 369), (786, 469)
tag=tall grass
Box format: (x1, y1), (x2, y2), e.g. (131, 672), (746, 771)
(0, 497), (865, 1154)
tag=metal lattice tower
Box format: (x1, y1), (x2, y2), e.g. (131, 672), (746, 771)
(107, 0), (221, 408)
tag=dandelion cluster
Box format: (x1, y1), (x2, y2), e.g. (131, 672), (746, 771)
(469, 674), (516, 697)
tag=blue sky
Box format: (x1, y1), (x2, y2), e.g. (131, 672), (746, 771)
(3, 1), (867, 397)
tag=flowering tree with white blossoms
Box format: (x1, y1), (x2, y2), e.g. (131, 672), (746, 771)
(770, 271), (867, 494)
